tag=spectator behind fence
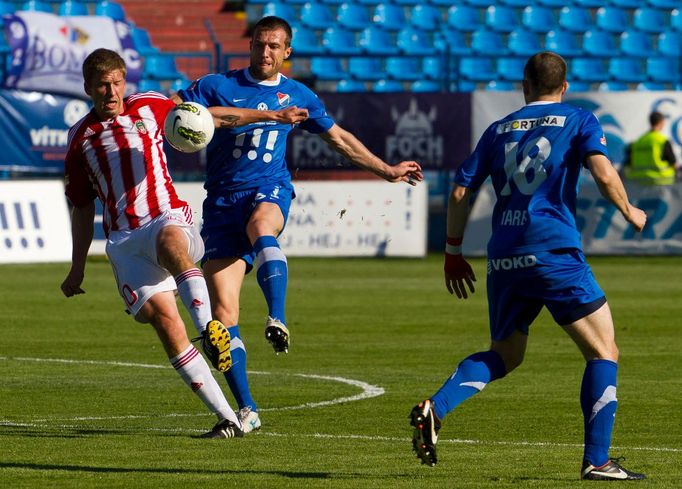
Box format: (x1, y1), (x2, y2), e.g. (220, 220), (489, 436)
(624, 111), (679, 185)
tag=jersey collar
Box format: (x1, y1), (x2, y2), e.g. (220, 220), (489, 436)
(243, 68), (283, 86)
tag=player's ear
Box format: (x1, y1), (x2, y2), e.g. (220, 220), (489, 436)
(284, 46), (292, 59)
(84, 82), (91, 97)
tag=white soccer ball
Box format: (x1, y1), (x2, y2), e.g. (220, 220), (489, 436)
(164, 102), (215, 153)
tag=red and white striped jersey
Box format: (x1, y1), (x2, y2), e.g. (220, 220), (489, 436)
(64, 91), (189, 237)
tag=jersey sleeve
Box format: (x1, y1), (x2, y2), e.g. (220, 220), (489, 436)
(454, 125), (495, 190)
(296, 86), (335, 134)
(176, 74), (222, 106)
(577, 112), (609, 166)
(64, 142), (97, 208)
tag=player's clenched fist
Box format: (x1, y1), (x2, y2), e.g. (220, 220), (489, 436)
(444, 237), (476, 299)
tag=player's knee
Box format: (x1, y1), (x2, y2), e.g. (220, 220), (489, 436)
(213, 302), (239, 326)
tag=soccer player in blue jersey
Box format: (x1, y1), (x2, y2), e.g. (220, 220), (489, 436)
(173, 16), (423, 433)
(410, 52), (647, 480)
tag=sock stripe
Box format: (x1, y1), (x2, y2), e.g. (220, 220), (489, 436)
(175, 268), (203, 285)
(256, 246), (287, 268)
(171, 346), (199, 370)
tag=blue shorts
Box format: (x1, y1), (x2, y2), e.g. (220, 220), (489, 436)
(201, 181), (294, 272)
(486, 249), (606, 341)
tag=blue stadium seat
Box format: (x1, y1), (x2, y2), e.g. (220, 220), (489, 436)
(143, 54), (183, 80)
(500, 0), (531, 6)
(521, 6), (556, 34)
(609, 58), (646, 83)
(321, 27), (361, 55)
(261, 2), (296, 21)
(169, 77), (190, 93)
(610, 0), (643, 7)
(372, 79), (404, 92)
(559, 7), (593, 33)
(59, 0), (88, 16)
(657, 31), (682, 56)
(673, 9), (682, 32)
(567, 81), (591, 92)
(447, 5), (482, 33)
(410, 4), (442, 32)
(597, 81), (629, 91)
(348, 57), (384, 81)
(545, 30), (583, 57)
(620, 31), (655, 57)
(358, 26), (398, 55)
(392, 0), (421, 5)
(647, 0), (679, 9)
(471, 29), (507, 55)
(538, 0), (566, 6)
(397, 27), (436, 55)
(646, 57), (680, 84)
(130, 26), (159, 56)
(137, 78), (162, 93)
(486, 80), (515, 91)
(94, 1), (126, 21)
(582, 30), (619, 57)
(637, 82), (667, 91)
(434, 29), (469, 56)
(458, 57), (496, 82)
(422, 56), (444, 80)
(292, 26), (325, 55)
(21, 1), (52, 13)
(633, 8), (667, 35)
(497, 57), (526, 81)
(508, 29), (542, 56)
(429, 0), (458, 5)
(310, 57), (346, 80)
(485, 5), (519, 33)
(355, 0), (382, 4)
(337, 3), (371, 31)
(595, 7), (629, 34)
(336, 79), (367, 92)
(570, 57), (607, 82)
(574, 0), (606, 7)
(301, 2), (335, 30)
(372, 3), (405, 32)
(386, 57), (422, 81)
(411, 80), (442, 92)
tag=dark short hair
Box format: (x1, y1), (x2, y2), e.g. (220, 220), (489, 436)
(649, 111), (664, 126)
(82, 48), (126, 84)
(252, 16), (292, 47)
(524, 51), (567, 96)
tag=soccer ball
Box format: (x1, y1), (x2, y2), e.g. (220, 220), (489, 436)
(164, 102), (215, 153)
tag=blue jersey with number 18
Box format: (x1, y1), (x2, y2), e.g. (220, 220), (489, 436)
(178, 69), (335, 192)
(455, 101), (609, 258)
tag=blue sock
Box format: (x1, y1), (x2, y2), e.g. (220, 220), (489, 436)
(223, 325), (257, 411)
(431, 351), (507, 421)
(254, 235), (288, 323)
(581, 359), (618, 467)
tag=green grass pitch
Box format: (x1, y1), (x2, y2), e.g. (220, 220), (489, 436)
(1, 255), (680, 488)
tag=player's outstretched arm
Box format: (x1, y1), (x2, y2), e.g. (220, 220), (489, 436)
(61, 201), (95, 297)
(319, 124), (424, 185)
(444, 185), (476, 299)
(587, 153), (647, 232)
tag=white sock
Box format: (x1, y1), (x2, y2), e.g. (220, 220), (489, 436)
(170, 344), (240, 426)
(175, 268), (212, 334)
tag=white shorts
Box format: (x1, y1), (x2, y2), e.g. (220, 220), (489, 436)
(105, 208), (204, 316)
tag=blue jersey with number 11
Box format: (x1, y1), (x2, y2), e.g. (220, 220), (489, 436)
(455, 101), (609, 258)
(178, 69), (335, 192)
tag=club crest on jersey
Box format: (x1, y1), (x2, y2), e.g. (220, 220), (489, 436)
(257, 102), (268, 111)
(135, 120), (148, 134)
(276, 92), (291, 107)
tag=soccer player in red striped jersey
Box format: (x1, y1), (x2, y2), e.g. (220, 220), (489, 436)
(60, 48), (306, 438)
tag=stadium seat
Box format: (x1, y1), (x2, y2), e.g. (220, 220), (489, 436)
(582, 30), (619, 57)
(633, 8), (667, 35)
(358, 26), (399, 55)
(454, 80), (478, 92)
(673, 10), (682, 32)
(597, 81), (628, 91)
(558, 7), (593, 33)
(130, 26), (159, 56)
(397, 27), (436, 55)
(574, 0), (606, 7)
(392, 0), (421, 5)
(657, 31), (682, 56)
(545, 30), (583, 57)
(595, 7), (629, 34)
(567, 81), (591, 92)
(261, 2), (296, 21)
(348, 57), (384, 81)
(372, 3), (406, 32)
(355, 0), (382, 4)
(169, 77), (190, 93)
(486, 80), (515, 91)
(94, 1), (126, 21)
(319, 0), (347, 4)
(386, 57), (422, 81)
(471, 29), (507, 55)
(538, 0), (566, 6)
(321, 27), (361, 55)
(570, 57), (607, 82)
(310, 57), (346, 80)
(646, 57), (680, 84)
(620, 31), (655, 58)
(485, 5), (519, 33)
(434, 29), (469, 56)
(58, 0), (88, 16)
(497, 57), (526, 81)
(336, 79), (367, 92)
(636, 82), (667, 91)
(143, 54), (184, 80)
(21, 1), (52, 13)
(409, 4), (442, 32)
(508, 29), (542, 56)
(422, 56), (444, 80)
(500, 0), (531, 6)
(429, 0), (458, 5)
(291, 26), (325, 56)
(521, 6), (556, 34)
(411, 80), (442, 92)
(137, 78), (162, 92)
(301, 2), (335, 30)
(337, 3), (371, 31)
(647, 0), (679, 9)
(372, 79), (404, 92)
(610, 0), (642, 7)
(609, 58), (646, 83)
(447, 5), (482, 33)
(458, 57), (496, 82)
